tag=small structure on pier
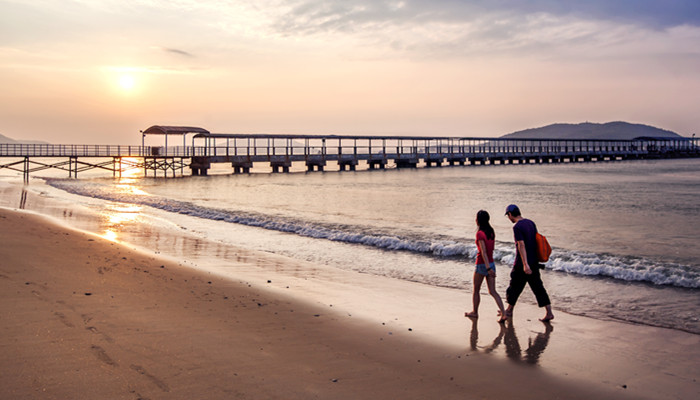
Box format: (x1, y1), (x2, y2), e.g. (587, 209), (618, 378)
(141, 125), (209, 147)
(141, 125), (209, 176)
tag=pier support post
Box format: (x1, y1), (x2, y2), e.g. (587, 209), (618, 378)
(271, 157), (292, 173)
(306, 164), (325, 172)
(232, 160), (253, 174)
(339, 163), (357, 171)
(113, 157), (122, 179)
(272, 165), (290, 173)
(368, 159), (387, 170)
(396, 158), (418, 169)
(190, 157), (211, 176)
(23, 157), (29, 183)
(69, 156), (79, 178)
(338, 158), (358, 171)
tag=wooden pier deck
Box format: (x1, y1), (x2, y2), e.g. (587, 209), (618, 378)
(1, 126), (698, 180)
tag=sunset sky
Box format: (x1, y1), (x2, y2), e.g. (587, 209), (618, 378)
(1, 0), (699, 144)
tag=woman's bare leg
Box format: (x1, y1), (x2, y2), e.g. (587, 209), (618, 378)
(465, 272), (484, 318)
(486, 275), (507, 322)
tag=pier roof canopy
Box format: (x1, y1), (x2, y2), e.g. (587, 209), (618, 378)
(142, 125), (210, 136)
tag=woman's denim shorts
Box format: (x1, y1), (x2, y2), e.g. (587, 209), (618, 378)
(476, 262), (496, 276)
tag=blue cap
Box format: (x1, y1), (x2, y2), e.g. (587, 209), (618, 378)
(505, 204), (519, 215)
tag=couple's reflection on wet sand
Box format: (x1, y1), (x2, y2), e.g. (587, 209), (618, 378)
(468, 318), (553, 365)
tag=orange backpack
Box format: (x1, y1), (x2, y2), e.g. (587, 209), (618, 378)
(535, 233), (552, 262)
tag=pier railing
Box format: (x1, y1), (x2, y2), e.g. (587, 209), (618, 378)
(3, 137), (696, 160)
(2, 135), (698, 178)
(0, 144), (151, 157)
(190, 136), (683, 160)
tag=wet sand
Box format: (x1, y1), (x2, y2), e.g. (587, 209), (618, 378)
(1, 207), (698, 399)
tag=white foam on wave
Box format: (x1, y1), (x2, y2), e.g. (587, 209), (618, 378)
(546, 251), (700, 288)
(47, 179), (700, 289)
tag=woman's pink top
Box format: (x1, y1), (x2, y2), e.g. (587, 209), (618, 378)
(475, 230), (495, 265)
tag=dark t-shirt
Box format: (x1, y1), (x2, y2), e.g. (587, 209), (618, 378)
(513, 218), (539, 268)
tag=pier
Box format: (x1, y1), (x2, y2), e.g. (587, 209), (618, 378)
(1, 125), (698, 180)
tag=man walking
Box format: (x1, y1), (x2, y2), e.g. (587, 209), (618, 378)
(504, 204), (554, 322)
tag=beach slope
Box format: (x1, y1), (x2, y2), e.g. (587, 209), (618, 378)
(0, 208), (680, 399)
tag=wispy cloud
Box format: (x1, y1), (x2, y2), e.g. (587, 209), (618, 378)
(6, 1), (697, 61)
(163, 47), (195, 58)
(265, 0), (700, 59)
(271, 0), (700, 32)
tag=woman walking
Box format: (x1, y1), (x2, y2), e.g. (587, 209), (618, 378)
(465, 210), (507, 323)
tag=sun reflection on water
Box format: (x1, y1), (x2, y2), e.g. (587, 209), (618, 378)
(114, 183), (149, 196)
(100, 203), (142, 242)
(96, 176), (149, 242)
(102, 230), (119, 242)
(117, 157), (144, 180)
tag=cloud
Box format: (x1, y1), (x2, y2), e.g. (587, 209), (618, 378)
(272, 0), (700, 33)
(264, 0), (700, 59)
(163, 47), (195, 58)
(507, 0), (700, 28)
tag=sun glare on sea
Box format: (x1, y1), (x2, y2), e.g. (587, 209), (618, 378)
(118, 157), (144, 180)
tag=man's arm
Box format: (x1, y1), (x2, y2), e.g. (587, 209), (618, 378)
(516, 240), (532, 275)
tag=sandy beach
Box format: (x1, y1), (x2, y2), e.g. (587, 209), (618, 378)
(1, 207), (698, 399)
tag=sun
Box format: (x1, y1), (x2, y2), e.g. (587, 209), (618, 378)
(119, 74), (135, 91)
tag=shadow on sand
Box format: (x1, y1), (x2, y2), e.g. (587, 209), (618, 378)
(468, 318), (553, 365)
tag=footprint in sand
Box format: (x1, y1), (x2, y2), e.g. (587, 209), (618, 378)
(85, 326), (115, 343)
(54, 312), (75, 328)
(130, 364), (170, 392)
(91, 345), (118, 367)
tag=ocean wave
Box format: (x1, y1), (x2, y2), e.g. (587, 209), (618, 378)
(545, 252), (699, 289)
(46, 179), (699, 289)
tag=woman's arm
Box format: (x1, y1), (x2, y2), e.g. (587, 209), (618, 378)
(478, 239), (495, 276)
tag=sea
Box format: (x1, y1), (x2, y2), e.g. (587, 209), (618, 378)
(1, 158), (699, 334)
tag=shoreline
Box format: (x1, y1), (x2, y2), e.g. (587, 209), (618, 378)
(28, 173), (700, 336)
(1, 207), (698, 399)
(0, 208), (627, 399)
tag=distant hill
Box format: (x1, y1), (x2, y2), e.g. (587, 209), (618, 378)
(0, 133), (48, 144)
(501, 122), (683, 140)
(0, 133), (16, 144)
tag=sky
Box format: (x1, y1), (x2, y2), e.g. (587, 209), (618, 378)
(1, 0), (699, 144)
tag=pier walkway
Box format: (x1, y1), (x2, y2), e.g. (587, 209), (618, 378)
(1, 125), (698, 180)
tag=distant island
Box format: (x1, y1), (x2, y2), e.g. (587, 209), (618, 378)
(501, 121), (683, 140)
(0, 133), (48, 145)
